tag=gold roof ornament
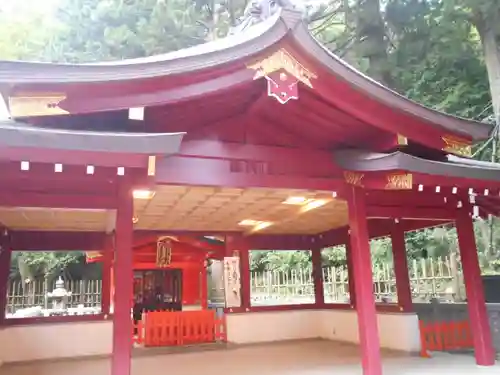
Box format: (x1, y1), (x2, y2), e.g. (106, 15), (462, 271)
(9, 93), (69, 117)
(247, 49), (317, 88)
(442, 135), (472, 157)
(386, 173), (413, 190)
(156, 236), (172, 268)
(343, 171), (365, 187)
(247, 49), (317, 104)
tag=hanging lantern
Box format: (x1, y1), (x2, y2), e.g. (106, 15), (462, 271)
(156, 236), (172, 268)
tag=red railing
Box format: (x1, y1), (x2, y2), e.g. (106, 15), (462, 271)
(133, 310), (226, 347)
(419, 320), (473, 357)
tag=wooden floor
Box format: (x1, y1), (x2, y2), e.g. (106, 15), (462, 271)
(1, 340), (498, 375)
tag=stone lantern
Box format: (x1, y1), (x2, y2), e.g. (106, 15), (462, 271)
(47, 277), (72, 315)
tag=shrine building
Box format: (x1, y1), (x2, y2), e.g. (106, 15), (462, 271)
(0, 6), (498, 375)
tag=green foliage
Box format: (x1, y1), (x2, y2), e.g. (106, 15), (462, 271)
(386, 0), (491, 119)
(321, 245), (348, 268)
(10, 251), (85, 281)
(250, 250), (312, 272)
(48, 0), (207, 62)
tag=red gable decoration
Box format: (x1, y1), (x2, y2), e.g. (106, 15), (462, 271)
(247, 49), (316, 104)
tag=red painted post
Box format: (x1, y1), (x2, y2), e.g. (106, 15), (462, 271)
(346, 186), (382, 375)
(345, 241), (356, 307)
(101, 234), (114, 316)
(390, 222), (413, 312)
(456, 207), (495, 366)
(311, 247), (325, 306)
(0, 230), (11, 325)
(111, 184), (134, 375)
(201, 263), (209, 310)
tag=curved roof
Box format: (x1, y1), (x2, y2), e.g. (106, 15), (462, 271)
(0, 12), (288, 83)
(0, 8), (491, 142)
(334, 149), (500, 182)
(0, 120), (184, 155)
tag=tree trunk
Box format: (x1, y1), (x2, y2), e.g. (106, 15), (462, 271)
(474, 9), (500, 259)
(354, 0), (392, 87)
(475, 13), (500, 122)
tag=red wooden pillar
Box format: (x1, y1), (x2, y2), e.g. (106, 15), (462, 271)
(111, 184), (134, 375)
(347, 187), (382, 375)
(390, 222), (413, 312)
(225, 235), (251, 310)
(311, 247), (325, 307)
(101, 234), (114, 316)
(201, 263), (209, 310)
(345, 241), (356, 307)
(456, 206), (495, 366)
(0, 230), (11, 325)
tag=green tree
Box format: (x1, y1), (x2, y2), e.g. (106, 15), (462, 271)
(10, 251), (85, 281)
(48, 0), (207, 62)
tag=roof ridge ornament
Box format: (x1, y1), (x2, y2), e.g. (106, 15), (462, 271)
(230, 0), (303, 34)
(247, 48), (317, 104)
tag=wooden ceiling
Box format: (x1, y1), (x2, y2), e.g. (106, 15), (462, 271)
(0, 207), (109, 231)
(0, 185), (347, 234)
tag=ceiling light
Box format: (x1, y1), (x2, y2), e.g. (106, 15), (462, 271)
(238, 219), (260, 226)
(253, 221), (272, 231)
(301, 199), (327, 212)
(133, 189), (156, 200)
(282, 196), (310, 205)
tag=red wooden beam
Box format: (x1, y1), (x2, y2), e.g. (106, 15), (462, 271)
(247, 234), (316, 250)
(155, 156), (343, 190)
(9, 230), (315, 252)
(11, 231), (106, 251)
(316, 218), (451, 248)
(414, 173), (500, 192)
(366, 205), (457, 220)
(178, 140), (338, 169)
(177, 141), (341, 179)
(364, 190), (450, 207)
(0, 147), (148, 168)
(0, 161), (122, 193)
(0, 191), (117, 209)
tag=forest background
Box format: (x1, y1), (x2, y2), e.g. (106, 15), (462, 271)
(0, 0), (499, 280)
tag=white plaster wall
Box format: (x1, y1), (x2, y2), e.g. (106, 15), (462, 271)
(0, 309), (420, 364)
(226, 310), (323, 344)
(320, 310), (420, 352)
(183, 304), (203, 311)
(0, 321), (112, 363)
(377, 312), (421, 352)
(227, 309), (421, 353)
(319, 309), (358, 343)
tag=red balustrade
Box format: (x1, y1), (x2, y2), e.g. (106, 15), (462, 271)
(132, 310), (226, 347)
(419, 320), (473, 357)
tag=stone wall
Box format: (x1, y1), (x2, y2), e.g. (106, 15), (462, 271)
(414, 302), (500, 351)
